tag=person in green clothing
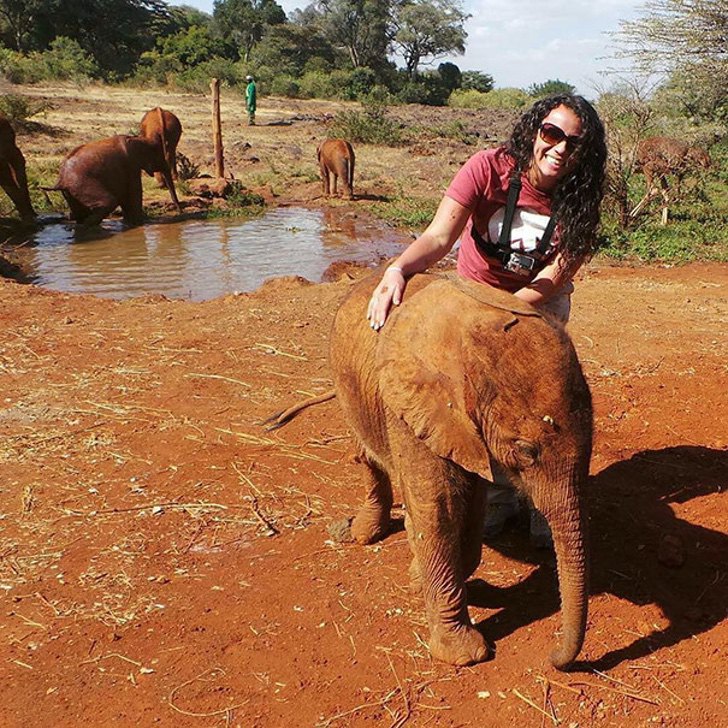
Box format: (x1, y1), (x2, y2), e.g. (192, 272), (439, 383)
(245, 75), (257, 126)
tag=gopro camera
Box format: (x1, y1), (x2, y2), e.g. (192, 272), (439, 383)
(504, 251), (537, 276)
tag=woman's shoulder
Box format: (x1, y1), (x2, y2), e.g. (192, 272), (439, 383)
(465, 146), (514, 174)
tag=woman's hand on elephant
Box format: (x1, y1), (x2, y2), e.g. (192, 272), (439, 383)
(367, 266), (406, 331)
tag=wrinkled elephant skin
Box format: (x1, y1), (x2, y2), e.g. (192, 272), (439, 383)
(317, 139), (355, 200)
(330, 272), (593, 670)
(0, 115), (35, 221)
(140, 107), (182, 193)
(53, 134), (181, 226)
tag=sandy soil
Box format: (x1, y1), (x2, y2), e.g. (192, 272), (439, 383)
(0, 85), (726, 727)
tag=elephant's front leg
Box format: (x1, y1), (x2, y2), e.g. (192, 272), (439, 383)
(398, 448), (489, 665)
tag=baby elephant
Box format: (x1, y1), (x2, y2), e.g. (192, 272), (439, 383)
(50, 135), (181, 227)
(331, 271), (594, 670)
(0, 115), (35, 221)
(139, 107), (182, 189)
(317, 139), (355, 199)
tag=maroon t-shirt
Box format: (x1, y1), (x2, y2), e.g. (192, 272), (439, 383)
(446, 147), (559, 292)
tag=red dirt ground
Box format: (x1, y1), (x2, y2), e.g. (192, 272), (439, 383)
(0, 248), (726, 727)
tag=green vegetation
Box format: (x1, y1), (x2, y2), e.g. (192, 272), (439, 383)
(328, 105), (403, 145)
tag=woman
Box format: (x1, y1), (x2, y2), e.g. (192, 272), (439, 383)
(367, 93), (608, 545)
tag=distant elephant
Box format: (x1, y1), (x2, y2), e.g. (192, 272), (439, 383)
(139, 107), (182, 191)
(50, 134), (182, 226)
(0, 115), (35, 221)
(317, 138), (355, 199)
(330, 271), (593, 670)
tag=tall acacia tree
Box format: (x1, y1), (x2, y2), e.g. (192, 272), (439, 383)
(391, 0), (468, 79)
(317, 0), (390, 70)
(213, 0), (286, 62)
(614, 0), (728, 121)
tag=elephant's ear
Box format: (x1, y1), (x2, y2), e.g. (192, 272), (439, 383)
(378, 281), (494, 480)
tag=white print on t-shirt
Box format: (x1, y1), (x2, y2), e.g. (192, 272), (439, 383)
(487, 206), (552, 253)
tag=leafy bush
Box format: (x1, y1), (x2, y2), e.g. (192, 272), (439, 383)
(460, 71), (494, 94)
(172, 57), (243, 93)
(0, 40), (97, 84)
(528, 79), (576, 98)
(268, 74), (300, 97)
(329, 104), (403, 145)
(395, 76), (449, 106)
(298, 69), (360, 100)
(0, 94), (54, 123)
(0, 48), (44, 84)
(449, 87), (530, 110)
(41, 37), (98, 82)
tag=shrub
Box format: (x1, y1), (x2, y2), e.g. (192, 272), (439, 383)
(0, 48), (44, 84)
(41, 37), (98, 82)
(268, 74), (300, 98)
(0, 94), (54, 124)
(449, 87), (530, 110)
(172, 57), (243, 93)
(329, 104), (403, 145)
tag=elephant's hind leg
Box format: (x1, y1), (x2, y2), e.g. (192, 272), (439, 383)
(350, 450), (393, 545)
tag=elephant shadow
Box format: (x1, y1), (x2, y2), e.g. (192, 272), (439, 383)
(468, 445), (727, 670)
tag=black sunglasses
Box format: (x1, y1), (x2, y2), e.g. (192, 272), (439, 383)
(539, 122), (583, 151)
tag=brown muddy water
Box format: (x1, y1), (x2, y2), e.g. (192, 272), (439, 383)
(19, 207), (409, 301)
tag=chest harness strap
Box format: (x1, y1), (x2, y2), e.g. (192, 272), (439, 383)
(471, 175), (557, 276)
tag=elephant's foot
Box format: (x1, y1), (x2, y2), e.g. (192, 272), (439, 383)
(428, 622), (489, 666)
(351, 508), (390, 545)
(408, 557), (423, 594)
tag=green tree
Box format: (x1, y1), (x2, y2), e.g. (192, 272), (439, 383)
(252, 22), (336, 77)
(392, 0), (469, 79)
(0, 0), (45, 52)
(460, 70), (493, 93)
(213, 0), (286, 62)
(528, 79), (576, 98)
(318, 0), (391, 71)
(29, 0), (173, 76)
(157, 24), (228, 67)
(437, 61), (461, 91)
(614, 0), (728, 124)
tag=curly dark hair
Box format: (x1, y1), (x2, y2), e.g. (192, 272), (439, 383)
(505, 94), (607, 269)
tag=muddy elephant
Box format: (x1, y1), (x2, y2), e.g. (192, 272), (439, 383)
(0, 115), (35, 221)
(330, 271), (593, 670)
(51, 134), (181, 226)
(139, 107), (182, 190)
(317, 138), (355, 199)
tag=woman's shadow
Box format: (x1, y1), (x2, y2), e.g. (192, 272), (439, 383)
(468, 445), (727, 670)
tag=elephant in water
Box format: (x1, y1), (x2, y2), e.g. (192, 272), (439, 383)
(139, 107), (182, 190)
(317, 138), (355, 200)
(50, 134), (181, 226)
(0, 115), (35, 221)
(329, 271), (593, 669)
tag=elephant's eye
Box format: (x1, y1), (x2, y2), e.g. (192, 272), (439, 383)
(513, 439), (539, 468)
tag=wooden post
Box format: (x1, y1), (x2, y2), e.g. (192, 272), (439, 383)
(210, 78), (224, 178)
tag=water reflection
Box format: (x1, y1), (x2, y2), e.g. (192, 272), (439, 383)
(22, 207), (408, 301)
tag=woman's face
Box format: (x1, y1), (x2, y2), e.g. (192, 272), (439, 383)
(529, 104), (583, 192)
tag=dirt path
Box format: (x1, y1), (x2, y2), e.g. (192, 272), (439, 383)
(0, 84), (726, 726)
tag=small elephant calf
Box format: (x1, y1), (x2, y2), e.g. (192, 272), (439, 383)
(317, 139), (355, 200)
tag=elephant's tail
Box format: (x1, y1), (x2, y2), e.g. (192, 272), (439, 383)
(261, 390), (336, 431)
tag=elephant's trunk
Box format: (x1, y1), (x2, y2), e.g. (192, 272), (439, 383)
(534, 470), (589, 670)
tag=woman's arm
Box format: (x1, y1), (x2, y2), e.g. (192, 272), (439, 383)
(367, 196), (471, 329)
(514, 251), (584, 306)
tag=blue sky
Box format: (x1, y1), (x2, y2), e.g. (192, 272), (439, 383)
(179, 0), (643, 96)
